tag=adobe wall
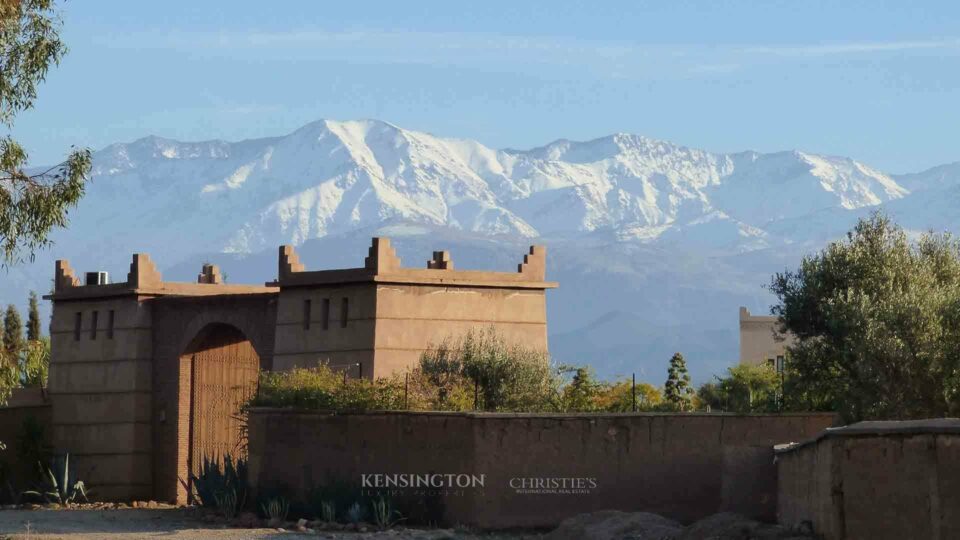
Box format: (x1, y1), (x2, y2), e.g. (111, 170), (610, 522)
(272, 283), (377, 374)
(248, 410), (836, 528)
(47, 293), (155, 501)
(372, 284), (549, 378)
(47, 254), (279, 502)
(272, 239), (557, 379)
(777, 420), (960, 540)
(0, 389), (51, 489)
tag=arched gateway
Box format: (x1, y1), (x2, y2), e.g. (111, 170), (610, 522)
(152, 295), (277, 504)
(180, 324), (259, 495)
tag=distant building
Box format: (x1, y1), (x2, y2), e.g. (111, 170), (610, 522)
(738, 306), (793, 371)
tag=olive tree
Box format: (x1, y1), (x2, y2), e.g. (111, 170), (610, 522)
(771, 212), (960, 421)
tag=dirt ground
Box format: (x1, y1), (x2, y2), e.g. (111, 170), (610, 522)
(0, 508), (534, 540)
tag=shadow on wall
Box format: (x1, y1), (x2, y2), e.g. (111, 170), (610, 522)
(246, 410), (837, 529)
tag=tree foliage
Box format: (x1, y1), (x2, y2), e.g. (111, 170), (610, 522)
(417, 328), (559, 412)
(592, 378), (663, 412)
(697, 363), (781, 413)
(20, 335), (48, 387)
(771, 212), (960, 421)
(0, 0), (91, 264)
(2, 303), (22, 358)
(664, 352), (694, 411)
(556, 366), (604, 412)
(251, 364), (406, 411)
(26, 290), (39, 340)
(0, 295), (49, 414)
(253, 329), (672, 414)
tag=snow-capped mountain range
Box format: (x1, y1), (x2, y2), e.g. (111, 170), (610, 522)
(8, 119), (960, 381)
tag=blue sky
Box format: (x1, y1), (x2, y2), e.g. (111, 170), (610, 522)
(14, 0), (960, 173)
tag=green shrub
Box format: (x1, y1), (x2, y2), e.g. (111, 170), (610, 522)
(250, 328), (676, 415)
(697, 363), (781, 413)
(251, 364), (405, 411)
(582, 376), (664, 412)
(416, 327), (560, 412)
(19, 338), (49, 388)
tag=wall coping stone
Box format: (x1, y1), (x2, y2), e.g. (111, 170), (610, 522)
(774, 417), (960, 454)
(248, 407), (838, 420)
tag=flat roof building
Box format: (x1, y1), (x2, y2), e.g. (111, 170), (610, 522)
(739, 306), (793, 371)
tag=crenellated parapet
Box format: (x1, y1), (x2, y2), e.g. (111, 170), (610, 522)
(46, 253), (276, 301)
(278, 245), (305, 281)
(128, 253), (163, 288)
(197, 263), (222, 284)
(426, 250), (453, 270)
(364, 237), (402, 274)
(272, 237), (556, 290)
(54, 260), (80, 292)
(518, 245), (547, 281)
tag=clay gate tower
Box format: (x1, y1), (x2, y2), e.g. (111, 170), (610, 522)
(44, 238), (557, 502)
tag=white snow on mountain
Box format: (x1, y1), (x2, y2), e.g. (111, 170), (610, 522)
(9, 118), (958, 381)
(66, 119), (913, 257)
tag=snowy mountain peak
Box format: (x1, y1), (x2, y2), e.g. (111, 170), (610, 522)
(72, 118), (920, 260)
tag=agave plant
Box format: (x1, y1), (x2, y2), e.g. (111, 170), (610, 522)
(214, 488), (239, 519)
(346, 501), (366, 524)
(260, 496), (290, 522)
(370, 495), (404, 529)
(184, 454), (248, 512)
(23, 453), (89, 505)
(319, 500), (336, 523)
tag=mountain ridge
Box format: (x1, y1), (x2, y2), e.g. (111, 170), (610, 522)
(12, 118), (960, 382)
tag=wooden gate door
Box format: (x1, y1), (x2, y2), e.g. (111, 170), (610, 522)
(188, 327), (259, 479)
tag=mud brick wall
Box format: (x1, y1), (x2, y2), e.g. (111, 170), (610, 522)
(0, 389), (52, 491)
(248, 410), (836, 528)
(777, 420), (960, 540)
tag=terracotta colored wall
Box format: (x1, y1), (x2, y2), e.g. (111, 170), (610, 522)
(272, 283), (550, 379)
(248, 410), (836, 528)
(272, 284), (377, 374)
(271, 239), (556, 380)
(48, 295), (154, 501)
(777, 426), (960, 540)
(372, 284), (549, 378)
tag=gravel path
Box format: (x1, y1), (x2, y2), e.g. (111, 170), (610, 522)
(0, 508), (533, 540)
